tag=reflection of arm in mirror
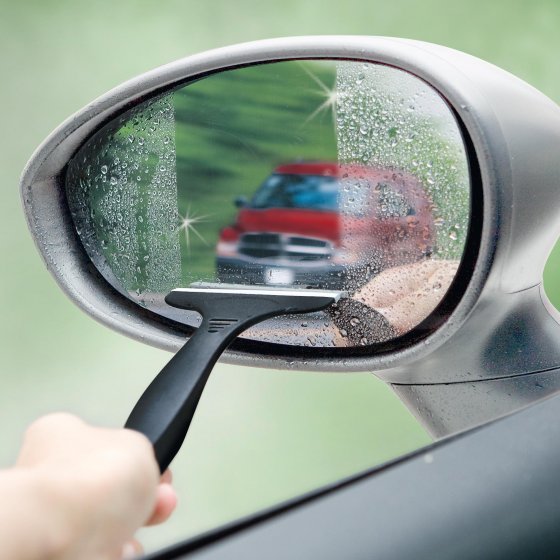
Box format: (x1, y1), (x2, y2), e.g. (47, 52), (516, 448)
(329, 259), (459, 346)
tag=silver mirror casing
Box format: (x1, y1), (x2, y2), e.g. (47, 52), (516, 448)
(21, 37), (560, 435)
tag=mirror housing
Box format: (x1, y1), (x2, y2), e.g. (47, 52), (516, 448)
(22, 37), (560, 436)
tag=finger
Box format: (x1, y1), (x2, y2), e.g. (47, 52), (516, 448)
(145, 483), (178, 526)
(160, 468), (173, 484)
(121, 538), (143, 559)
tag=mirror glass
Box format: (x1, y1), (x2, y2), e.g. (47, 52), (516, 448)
(66, 59), (470, 348)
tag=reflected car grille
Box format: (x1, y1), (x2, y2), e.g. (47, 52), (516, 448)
(238, 233), (333, 261)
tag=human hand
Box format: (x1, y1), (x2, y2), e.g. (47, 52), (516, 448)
(1, 413), (176, 560)
(121, 467), (176, 558)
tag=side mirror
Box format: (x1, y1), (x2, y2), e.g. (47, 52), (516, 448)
(22, 37), (560, 467)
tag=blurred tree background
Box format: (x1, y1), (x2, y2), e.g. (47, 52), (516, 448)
(1, 0), (559, 552)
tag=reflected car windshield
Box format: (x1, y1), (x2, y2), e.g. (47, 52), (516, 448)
(250, 173), (339, 211)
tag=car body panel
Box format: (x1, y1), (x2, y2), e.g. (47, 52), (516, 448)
(145, 385), (560, 559)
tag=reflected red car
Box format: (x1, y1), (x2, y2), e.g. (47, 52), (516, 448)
(216, 162), (434, 288)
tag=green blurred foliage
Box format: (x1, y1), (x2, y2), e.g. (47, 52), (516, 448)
(1, 0), (560, 552)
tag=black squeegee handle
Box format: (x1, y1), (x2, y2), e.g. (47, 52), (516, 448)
(125, 289), (337, 472)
